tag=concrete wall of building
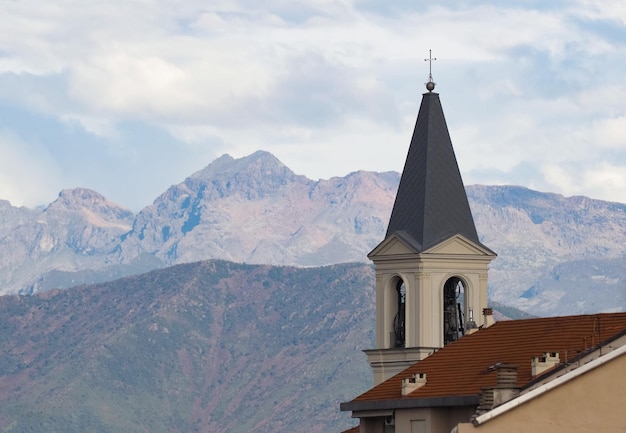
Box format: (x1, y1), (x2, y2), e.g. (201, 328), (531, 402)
(365, 347), (435, 386)
(394, 407), (431, 432)
(454, 351), (626, 433)
(386, 406), (475, 433)
(430, 406), (476, 433)
(359, 416), (379, 433)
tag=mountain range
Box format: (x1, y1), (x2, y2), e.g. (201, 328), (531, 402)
(0, 260), (375, 433)
(2, 150), (626, 316)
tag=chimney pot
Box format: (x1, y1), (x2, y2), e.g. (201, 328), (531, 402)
(532, 352), (560, 376)
(401, 373), (427, 396)
(482, 308), (495, 328)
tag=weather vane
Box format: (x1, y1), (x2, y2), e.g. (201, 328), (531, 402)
(425, 49), (437, 92)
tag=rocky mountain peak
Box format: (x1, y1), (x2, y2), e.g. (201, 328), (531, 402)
(337, 170), (400, 203)
(0, 200), (39, 236)
(171, 150), (304, 204)
(190, 150), (293, 181)
(52, 187), (114, 209)
(46, 188), (134, 224)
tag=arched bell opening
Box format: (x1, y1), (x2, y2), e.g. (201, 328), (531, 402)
(392, 278), (406, 348)
(443, 277), (466, 345)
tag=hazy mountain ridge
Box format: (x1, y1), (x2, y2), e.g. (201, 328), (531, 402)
(0, 151), (398, 294)
(0, 260), (375, 433)
(467, 185), (626, 314)
(0, 188), (135, 295)
(1, 151), (625, 316)
(0, 199), (38, 236)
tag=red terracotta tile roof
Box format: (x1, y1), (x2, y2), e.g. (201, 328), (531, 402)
(340, 426), (359, 433)
(352, 312), (626, 403)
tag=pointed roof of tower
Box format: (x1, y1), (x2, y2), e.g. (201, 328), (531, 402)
(384, 91), (488, 253)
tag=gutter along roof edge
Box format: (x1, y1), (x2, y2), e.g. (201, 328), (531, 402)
(340, 395), (480, 412)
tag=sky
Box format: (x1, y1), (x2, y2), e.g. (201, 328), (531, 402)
(1, 1), (626, 211)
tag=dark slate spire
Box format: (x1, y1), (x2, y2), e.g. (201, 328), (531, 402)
(385, 91), (482, 252)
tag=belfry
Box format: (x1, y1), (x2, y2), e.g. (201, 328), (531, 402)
(341, 54), (626, 433)
(364, 67), (496, 385)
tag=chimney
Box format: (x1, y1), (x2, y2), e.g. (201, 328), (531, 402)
(473, 364), (519, 420)
(402, 373), (426, 396)
(532, 352), (560, 376)
(483, 308), (495, 328)
(493, 364), (519, 406)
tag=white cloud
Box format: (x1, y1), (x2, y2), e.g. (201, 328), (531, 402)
(0, 130), (65, 207)
(592, 116), (626, 149)
(576, 0), (626, 25)
(542, 161), (626, 203)
(1, 0), (626, 207)
(582, 163), (626, 203)
(59, 114), (117, 138)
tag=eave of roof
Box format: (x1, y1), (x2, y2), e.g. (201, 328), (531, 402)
(340, 395), (480, 412)
(368, 231), (496, 261)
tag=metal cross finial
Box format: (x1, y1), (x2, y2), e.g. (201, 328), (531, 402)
(424, 49), (437, 92)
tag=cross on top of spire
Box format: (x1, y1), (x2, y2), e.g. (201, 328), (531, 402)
(425, 49), (437, 92)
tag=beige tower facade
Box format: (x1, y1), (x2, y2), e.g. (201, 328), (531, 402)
(365, 90), (496, 385)
(365, 233), (495, 384)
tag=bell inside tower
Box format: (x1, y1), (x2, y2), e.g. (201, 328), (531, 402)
(443, 277), (465, 345)
(393, 280), (406, 348)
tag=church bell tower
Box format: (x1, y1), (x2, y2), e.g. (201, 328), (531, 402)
(365, 69), (496, 385)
